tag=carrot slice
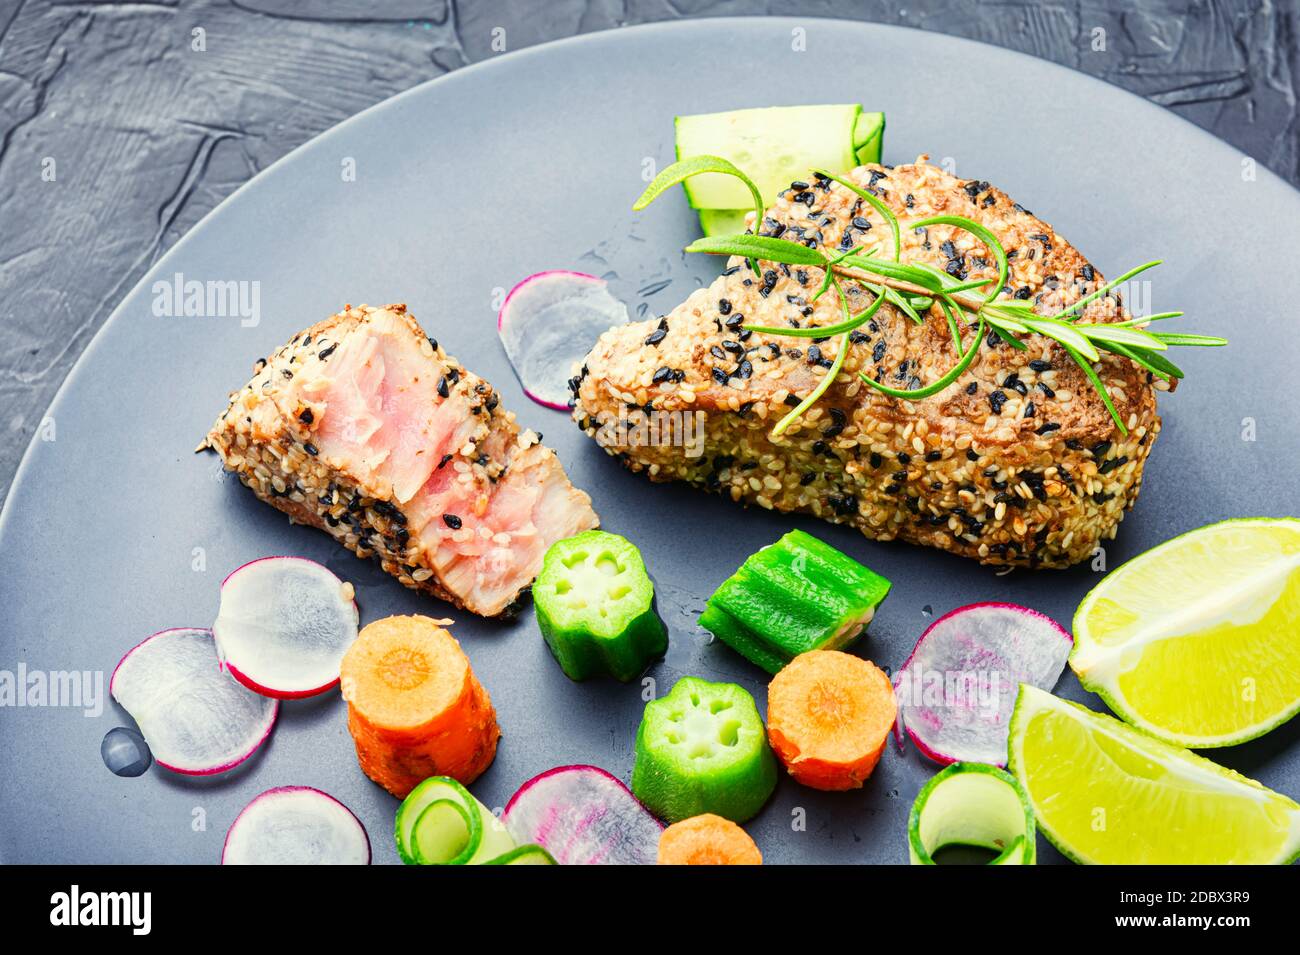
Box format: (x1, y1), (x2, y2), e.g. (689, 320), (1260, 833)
(340, 615), (499, 798)
(657, 813), (762, 865)
(766, 650), (896, 791)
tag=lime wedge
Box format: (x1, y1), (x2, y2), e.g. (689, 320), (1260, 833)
(1071, 517), (1300, 747)
(1009, 685), (1300, 864)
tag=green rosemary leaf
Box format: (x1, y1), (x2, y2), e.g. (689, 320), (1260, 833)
(816, 169), (901, 261)
(910, 214), (1009, 307)
(1052, 260), (1161, 322)
(988, 322), (1029, 350)
(937, 295), (966, 351)
(1063, 344), (1126, 434)
(1110, 311), (1183, 327)
(1151, 332), (1228, 347)
(857, 315), (987, 400)
(884, 286), (926, 324)
(1100, 340), (1185, 380)
(633, 155), (764, 222)
(746, 283), (889, 339)
(636, 155), (768, 274)
(771, 274), (854, 438)
(685, 233), (829, 267)
(840, 253), (945, 291)
(1074, 324), (1170, 351)
(1022, 317), (1099, 361)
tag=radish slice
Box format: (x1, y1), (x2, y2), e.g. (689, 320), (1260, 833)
(502, 765), (663, 865)
(214, 556), (359, 699)
(893, 602), (1071, 766)
(110, 628), (277, 775)
(222, 787), (370, 865)
(498, 270), (630, 410)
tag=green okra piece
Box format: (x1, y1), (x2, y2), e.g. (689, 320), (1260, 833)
(533, 530), (667, 682)
(632, 676), (776, 824)
(699, 528), (891, 674)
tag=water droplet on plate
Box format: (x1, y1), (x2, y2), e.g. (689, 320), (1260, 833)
(101, 727), (151, 777)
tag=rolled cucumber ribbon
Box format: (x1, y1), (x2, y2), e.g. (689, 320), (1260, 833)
(908, 762), (1037, 865)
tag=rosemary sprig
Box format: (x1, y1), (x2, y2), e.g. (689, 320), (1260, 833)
(633, 156), (1226, 437)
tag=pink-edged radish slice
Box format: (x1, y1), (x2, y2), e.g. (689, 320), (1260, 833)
(893, 602), (1072, 766)
(502, 764), (663, 865)
(110, 628), (277, 775)
(498, 270), (630, 410)
(221, 787), (370, 865)
(213, 556), (359, 699)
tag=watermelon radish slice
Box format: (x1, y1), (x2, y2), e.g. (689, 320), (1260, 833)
(502, 765), (663, 865)
(110, 628), (277, 775)
(213, 556), (359, 699)
(222, 787), (370, 865)
(893, 602), (1071, 766)
(498, 270), (630, 410)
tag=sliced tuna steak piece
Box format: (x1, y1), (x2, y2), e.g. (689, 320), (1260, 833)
(205, 303), (599, 617)
(573, 158), (1162, 569)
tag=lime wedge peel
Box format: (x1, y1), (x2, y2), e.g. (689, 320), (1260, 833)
(1009, 685), (1300, 865)
(1071, 517), (1300, 748)
(908, 762), (1036, 865)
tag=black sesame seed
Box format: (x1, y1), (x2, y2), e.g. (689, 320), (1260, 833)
(298, 408), (314, 424)
(652, 366), (672, 384)
(304, 442), (318, 456)
(1035, 423), (1061, 435)
(966, 450), (980, 462)
(965, 382), (978, 396)
(437, 376), (450, 399)
(1024, 401), (1036, 418)
(870, 452), (883, 469)
(718, 299), (732, 315)
(644, 328), (667, 346)
(897, 452), (911, 464)
(800, 471), (817, 486)
(989, 391), (1007, 414)
(318, 343), (338, 360)
(872, 341), (887, 362)
(711, 367), (729, 386)
(736, 359), (753, 380)
(925, 450), (942, 462)
(442, 514), (462, 529)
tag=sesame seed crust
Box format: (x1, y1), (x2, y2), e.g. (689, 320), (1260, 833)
(573, 158), (1162, 569)
(203, 303), (597, 616)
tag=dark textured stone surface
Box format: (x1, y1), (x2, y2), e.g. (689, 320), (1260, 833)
(0, 0), (1296, 504)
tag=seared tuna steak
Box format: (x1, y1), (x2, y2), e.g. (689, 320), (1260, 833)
(574, 158), (1162, 569)
(206, 303), (599, 616)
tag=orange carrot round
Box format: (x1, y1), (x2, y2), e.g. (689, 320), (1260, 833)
(657, 813), (762, 865)
(340, 615), (498, 798)
(766, 650), (896, 791)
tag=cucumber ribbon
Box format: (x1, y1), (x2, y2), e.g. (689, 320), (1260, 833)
(396, 776), (554, 865)
(908, 762), (1037, 865)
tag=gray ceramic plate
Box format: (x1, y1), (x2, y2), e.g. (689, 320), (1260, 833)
(2, 18), (1298, 864)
